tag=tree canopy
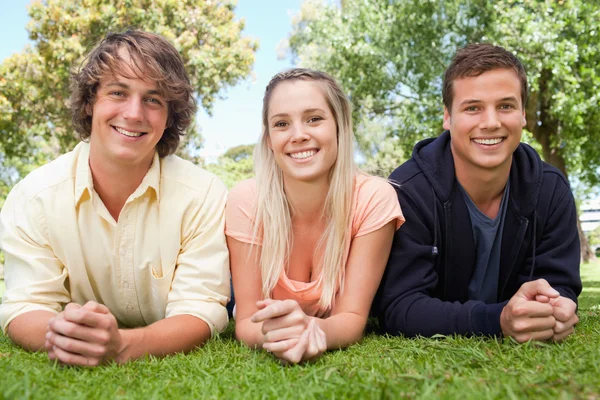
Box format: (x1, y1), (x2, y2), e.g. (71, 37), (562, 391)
(0, 0), (258, 204)
(287, 0), (599, 258)
(287, 0), (599, 186)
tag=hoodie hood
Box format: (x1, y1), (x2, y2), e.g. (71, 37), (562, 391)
(412, 130), (544, 215)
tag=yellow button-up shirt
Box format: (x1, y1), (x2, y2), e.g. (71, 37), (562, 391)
(0, 142), (230, 334)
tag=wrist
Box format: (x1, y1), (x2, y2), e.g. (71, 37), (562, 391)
(115, 328), (135, 364)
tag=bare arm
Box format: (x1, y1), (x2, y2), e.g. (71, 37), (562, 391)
(7, 310), (56, 351)
(315, 221), (395, 349)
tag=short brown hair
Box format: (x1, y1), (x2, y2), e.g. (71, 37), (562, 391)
(443, 43), (528, 112)
(70, 30), (196, 157)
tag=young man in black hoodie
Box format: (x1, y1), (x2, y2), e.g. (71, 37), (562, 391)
(374, 44), (581, 342)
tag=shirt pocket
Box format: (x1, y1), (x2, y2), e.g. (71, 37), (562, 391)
(147, 261), (177, 312)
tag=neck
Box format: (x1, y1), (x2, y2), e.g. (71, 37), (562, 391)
(283, 177), (329, 222)
(454, 157), (511, 220)
(89, 153), (153, 221)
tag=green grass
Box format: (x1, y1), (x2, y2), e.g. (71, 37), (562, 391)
(1, 261), (599, 399)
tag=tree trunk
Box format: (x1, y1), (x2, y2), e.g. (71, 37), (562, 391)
(527, 69), (594, 263)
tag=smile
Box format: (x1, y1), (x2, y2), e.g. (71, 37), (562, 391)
(472, 137), (504, 145)
(289, 150), (318, 159)
(114, 126), (146, 138)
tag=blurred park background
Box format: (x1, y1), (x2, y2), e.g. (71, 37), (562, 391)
(1, 0), (599, 272)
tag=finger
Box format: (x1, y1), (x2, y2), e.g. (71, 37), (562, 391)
(263, 338), (299, 353)
(46, 331), (106, 358)
(303, 324), (319, 360)
(63, 307), (113, 329)
(252, 301), (297, 323)
(256, 298), (277, 310)
(512, 328), (555, 343)
(552, 326), (575, 342)
(513, 315), (556, 333)
(510, 301), (554, 319)
(263, 325), (304, 343)
(48, 317), (107, 343)
(261, 311), (307, 335)
(551, 298), (577, 322)
(519, 279), (559, 300)
(553, 313), (579, 335)
(51, 345), (101, 367)
(64, 303), (82, 312)
(279, 329), (309, 365)
(535, 295), (550, 303)
(316, 325), (327, 353)
(82, 301), (110, 314)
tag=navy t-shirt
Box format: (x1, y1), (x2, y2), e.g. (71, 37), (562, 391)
(460, 181), (510, 303)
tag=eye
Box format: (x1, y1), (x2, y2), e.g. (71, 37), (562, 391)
(307, 116), (323, 123)
(109, 91), (124, 97)
(146, 97), (164, 106)
(465, 106), (479, 112)
(499, 104), (515, 110)
(273, 121), (288, 128)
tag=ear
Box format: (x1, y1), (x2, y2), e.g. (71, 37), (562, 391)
(521, 110), (527, 128)
(443, 107), (451, 131)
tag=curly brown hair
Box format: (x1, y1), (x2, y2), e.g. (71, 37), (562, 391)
(70, 30), (196, 157)
(443, 43), (528, 113)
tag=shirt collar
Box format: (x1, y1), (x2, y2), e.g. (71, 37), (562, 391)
(74, 142), (161, 206)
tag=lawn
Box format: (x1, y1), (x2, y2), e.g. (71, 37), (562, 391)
(1, 262), (599, 400)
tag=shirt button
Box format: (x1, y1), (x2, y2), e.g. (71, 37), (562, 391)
(123, 281), (129, 288)
(120, 249), (126, 256)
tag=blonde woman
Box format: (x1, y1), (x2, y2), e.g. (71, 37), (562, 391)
(225, 68), (404, 364)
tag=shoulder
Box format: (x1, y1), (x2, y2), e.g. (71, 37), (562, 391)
(226, 178), (257, 215)
(10, 144), (82, 202)
(160, 155), (228, 199)
(355, 174), (396, 199)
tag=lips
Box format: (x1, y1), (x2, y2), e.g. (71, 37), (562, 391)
(113, 126), (146, 138)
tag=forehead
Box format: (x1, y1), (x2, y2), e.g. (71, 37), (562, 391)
(268, 80), (330, 116)
(451, 68), (522, 106)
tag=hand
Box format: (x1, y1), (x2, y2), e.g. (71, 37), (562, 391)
(45, 301), (124, 366)
(265, 319), (327, 365)
(500, 279), (559, 343)
(251, 299), (327, 364)
(548, 296), (578, 342)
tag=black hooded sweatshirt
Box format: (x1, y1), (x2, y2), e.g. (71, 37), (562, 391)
(373, 131), (582, 337)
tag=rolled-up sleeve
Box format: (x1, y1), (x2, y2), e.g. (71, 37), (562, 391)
(0, 183), (70, 333)
(165, 177), (230, 335)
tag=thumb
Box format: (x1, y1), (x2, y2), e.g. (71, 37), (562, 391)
(519, 279), (559, 300)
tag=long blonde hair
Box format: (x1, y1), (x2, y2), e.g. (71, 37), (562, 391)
(253, 68), (358, 309)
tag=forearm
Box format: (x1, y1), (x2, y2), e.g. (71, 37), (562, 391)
(118, 314), (211, 362)
(316, 312), (367, 350)
(234, 317), (265, 349)
(6, 310), (56, 351)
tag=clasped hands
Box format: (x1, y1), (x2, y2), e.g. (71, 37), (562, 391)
(45, 301), (125, 366)
(251, 299), (327, 365)
(500, 279), (578, 343)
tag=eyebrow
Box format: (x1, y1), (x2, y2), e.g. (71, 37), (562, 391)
(458, 97), (519, 107)
(269, 108), (327, 121)
(104, 81), (163, 96)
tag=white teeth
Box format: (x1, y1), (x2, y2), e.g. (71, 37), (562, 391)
(473, 138), (503, 145)
(290, 150), (316, 159)
(115, 126), (143, 137)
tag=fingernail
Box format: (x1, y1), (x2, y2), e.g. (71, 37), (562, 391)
(46, 332), (51, 340)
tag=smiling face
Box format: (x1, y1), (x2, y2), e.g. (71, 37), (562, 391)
(88, 50), (168, 169)
(266, 79), (338, 186)
(444, 68), (526, 178)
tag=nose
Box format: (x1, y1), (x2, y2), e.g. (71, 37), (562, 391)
(122, 96), (144, 122)
(479, 108), (501, 130)
(290, 123), (310, 142)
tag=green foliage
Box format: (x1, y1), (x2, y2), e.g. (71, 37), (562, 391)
(0, 0), (258, 200)
(287, 0), (600, 184)
(1, 261), (599, 399)
(206, 145), (255, 189)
